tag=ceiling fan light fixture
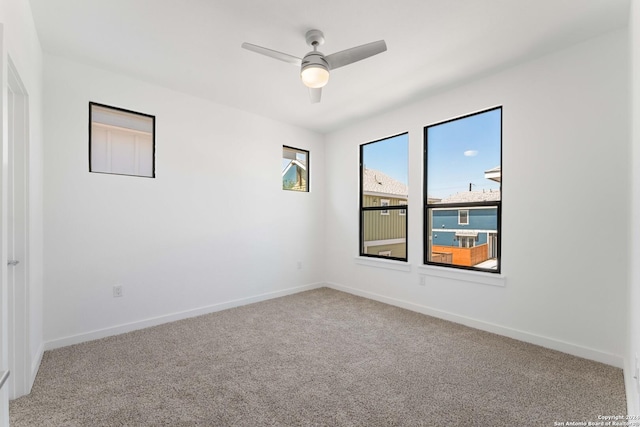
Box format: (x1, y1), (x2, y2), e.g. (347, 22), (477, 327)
(301, 64), (329, 88)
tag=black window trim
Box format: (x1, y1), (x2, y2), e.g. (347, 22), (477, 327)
(282, 145), (310, 192)
(359, 132), (409, 262)
(89, 101), (156, 178)
(423, 106), (502, 274)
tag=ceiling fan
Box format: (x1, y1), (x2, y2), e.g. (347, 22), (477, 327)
(242, 30), (387, 103)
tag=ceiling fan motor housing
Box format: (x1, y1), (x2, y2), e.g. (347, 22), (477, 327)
(301, 52), (329, 71)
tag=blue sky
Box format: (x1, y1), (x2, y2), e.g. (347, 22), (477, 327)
(427, 108), (501, 199)
(361, 109), (501, 200)
(362, 133), (409, 184)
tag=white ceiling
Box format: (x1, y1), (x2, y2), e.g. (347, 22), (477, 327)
(28, 0), (629, 134)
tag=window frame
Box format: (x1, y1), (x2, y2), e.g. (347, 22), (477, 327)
(89, 102), (156, 178)
(359, 132), (409, 262)
(423, 107), (502, 274)
(458, 209), (469, 225)
(282, 145), (310, 192)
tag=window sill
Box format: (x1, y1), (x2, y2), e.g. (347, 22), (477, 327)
(354, 257), (412, 272)
(417, 265), (506, 287)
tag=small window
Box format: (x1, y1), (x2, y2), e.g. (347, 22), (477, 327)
(424, 107), (502, 273)
(360, 133), (409, 261)
(282, 146), (309, 192)
(458, 210), (469, 225)
(89, 102), (155, 178)
(380, 199), (390, 215)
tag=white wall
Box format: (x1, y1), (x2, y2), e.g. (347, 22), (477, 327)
(325, 29), (628, 367)
(42, 55), (325, 347)
(627, 0), (640, 416)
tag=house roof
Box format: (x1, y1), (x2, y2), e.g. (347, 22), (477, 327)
(439, 189), (501, 203)
(362, 169), (407, 198)
(282, 159), (306, 176)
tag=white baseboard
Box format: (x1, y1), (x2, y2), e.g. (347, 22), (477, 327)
(44, 282), (324, 351)
(30, 341), (44, 391)
(625, 358), (640, 415)
(43, 280), (624, 369)
(326, 282), (624, 368)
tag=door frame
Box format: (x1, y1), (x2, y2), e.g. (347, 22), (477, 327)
(5, 55), (31, 400)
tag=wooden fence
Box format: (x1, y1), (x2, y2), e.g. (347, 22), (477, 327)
(431, 244), (488, 267)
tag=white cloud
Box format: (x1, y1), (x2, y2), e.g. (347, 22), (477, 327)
(464, 150), (478, 157)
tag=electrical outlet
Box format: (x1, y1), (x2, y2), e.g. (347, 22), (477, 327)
(419, 276), (426, 286)
(113, 285), (123, 298)
(297, 261), (303, 270)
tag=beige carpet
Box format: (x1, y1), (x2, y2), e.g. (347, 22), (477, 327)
(10, 288), (626, 426)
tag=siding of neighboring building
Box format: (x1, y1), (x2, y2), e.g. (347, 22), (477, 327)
(362, 195), (406, 208)
(362, 169), (408, 258)
(429, 206), (498, 266)
(431, 207), (497, 247)
(363, 195), (406, 242)
(364, 242), (406, 258)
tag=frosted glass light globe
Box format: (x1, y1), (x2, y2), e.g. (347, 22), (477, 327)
(301, 65), (329, 88)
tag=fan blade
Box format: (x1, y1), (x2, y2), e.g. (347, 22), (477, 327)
(325, 40), (387, 70)
(309, 88), (322, 103)
(241, 42), (302, 66)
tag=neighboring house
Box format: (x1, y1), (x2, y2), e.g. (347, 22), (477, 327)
(484, 165), (501, 183)
(282, 159), (307, 191)
(430, 166), (501, 268)
(362, 168), (408, 258)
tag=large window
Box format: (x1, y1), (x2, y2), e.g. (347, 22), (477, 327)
(424, 107), (501, 272)
(89, 102), (155, 178)
(360, 133), (408, 261)
(282, 146), (309, 192)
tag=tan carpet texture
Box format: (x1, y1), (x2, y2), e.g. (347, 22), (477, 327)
(10, 288), (626, 426)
